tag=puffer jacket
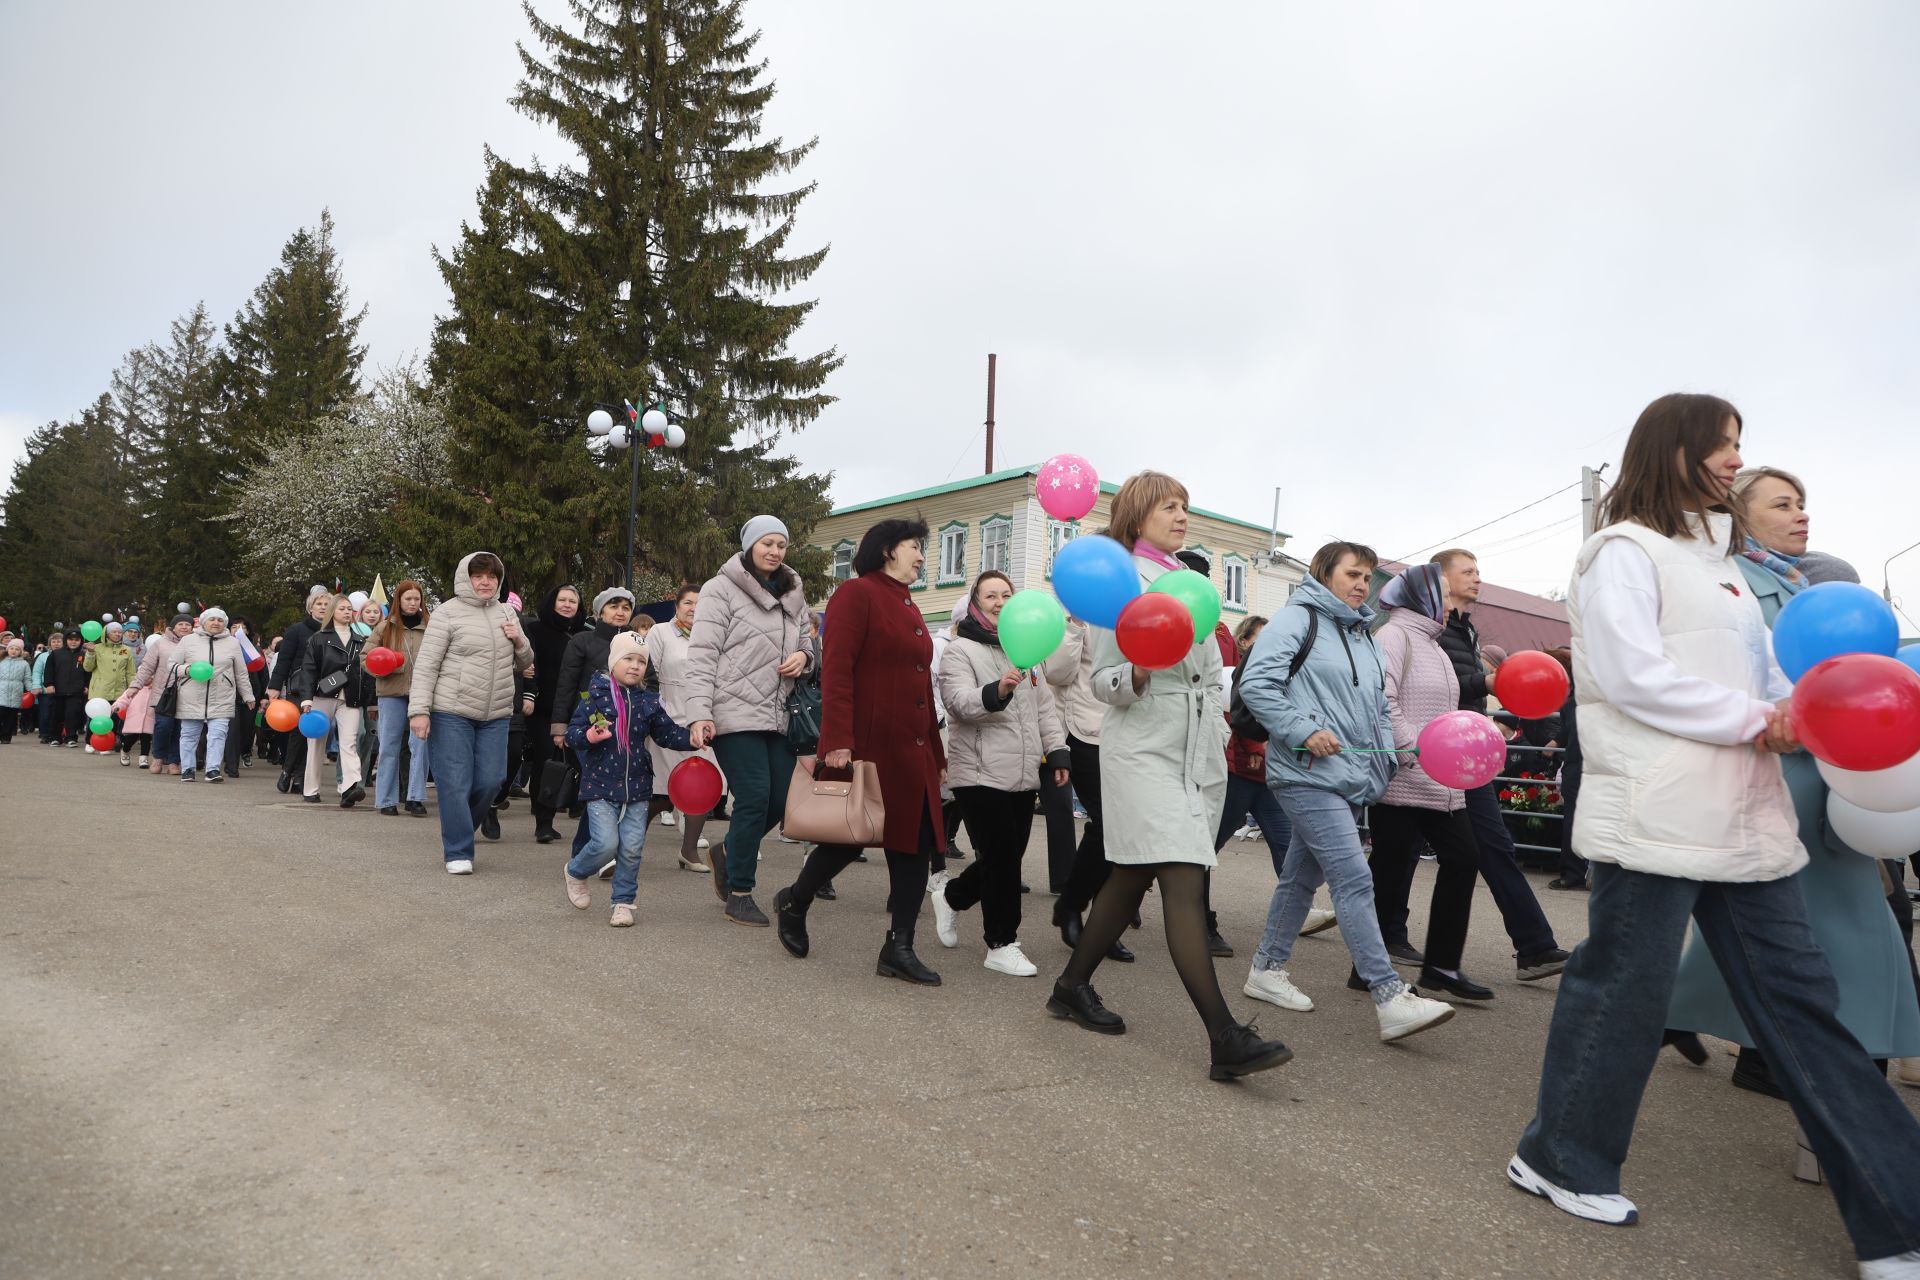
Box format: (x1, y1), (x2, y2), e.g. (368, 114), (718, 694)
(371, 613), (428, 699)
(1438, 609), (1492, 712)
(939, 616), (1069, 792)
(83, 642), (135, 701)
(32, 649), (53, 692)
(550, 618), (624, 738)
(565, 671), (694, 805)
(408, 552), (535, 722)
(169, 631), (255, 721)
(1377, 608), (1466, 812)
(1238, 577), (1396, 807)
(0, 656), (28, 708)
(681, 554), (816, 735)
(48, 645), (89, 695)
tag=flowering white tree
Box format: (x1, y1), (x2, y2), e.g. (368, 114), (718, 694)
(223, 362), (452, 600)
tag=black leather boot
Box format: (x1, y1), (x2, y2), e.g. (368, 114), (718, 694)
(1209, 1019), (1293, 1081)
(1663, 1028), (1710, 1066)
(1053, 898), (1083, 948)
(774, 888), (810, 959)
(876, 930), (940, 985)
(1732, 1046), (1786, 1099)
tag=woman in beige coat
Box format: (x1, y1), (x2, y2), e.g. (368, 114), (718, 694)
(929, 570), (1070, 977)
(1045, 470), (1290, 1082)
(646, 583), (720, 872)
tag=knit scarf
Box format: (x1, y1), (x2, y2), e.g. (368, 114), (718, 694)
(1741, 537), (1805, 588)
(966, 596), (1000, 640)
(1132, 540), (1183, 573)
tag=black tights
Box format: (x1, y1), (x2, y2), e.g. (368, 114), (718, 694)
(1061, 862), (1234, 1037)
(792, 845), (929, 934)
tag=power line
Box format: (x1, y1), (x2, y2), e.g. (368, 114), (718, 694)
(1473, 513), (1580, 553)
(1390, 481), (1583, 564)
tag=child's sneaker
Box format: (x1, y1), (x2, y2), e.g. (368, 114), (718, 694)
(609, 903), (635, 927)
(565, 870), (590, 909)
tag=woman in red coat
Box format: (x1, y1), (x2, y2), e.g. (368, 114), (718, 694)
(774, 517), (948, 984)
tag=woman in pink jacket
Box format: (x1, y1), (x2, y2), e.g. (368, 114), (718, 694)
(1365, 562), (1487, 1002)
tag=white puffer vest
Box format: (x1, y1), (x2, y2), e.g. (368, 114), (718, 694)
(1569, 520), (1805, 882)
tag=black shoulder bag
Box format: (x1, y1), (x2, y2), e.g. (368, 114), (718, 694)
(1228, 608), (1318, 743)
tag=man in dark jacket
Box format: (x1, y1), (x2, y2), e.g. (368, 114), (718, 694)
(1429, 549), (1569, 981)
(271, 588), (330, 793)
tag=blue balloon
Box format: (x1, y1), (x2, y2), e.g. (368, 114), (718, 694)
(1052, 535), (1141, 629)
(1898, 644), (1920, 679)
(1772, 582), (1899, 681)
(298, 710), (332, 739)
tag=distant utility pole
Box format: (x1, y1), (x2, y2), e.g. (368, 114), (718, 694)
(1580, 464), (1609, 539)
(984, 352), (997, 474)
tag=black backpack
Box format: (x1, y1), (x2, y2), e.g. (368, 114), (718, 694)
(1228, 607), (1318, 744)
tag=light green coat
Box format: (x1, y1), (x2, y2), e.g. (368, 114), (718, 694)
(83, 642), (135, 701)
(1090, 554), (1229, 866)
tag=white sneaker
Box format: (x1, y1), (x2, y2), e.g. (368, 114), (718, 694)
(696, 837), (710, 849)
(1860, 1250), (1920, 1279)
(984, 942), (1038, 976)
(931, 884), (959, 947)
(84, 744), (97, 755)
(1239, 825), (1260, 841)
(1244, 967), (1314, 1011)
(1506, 1154), (1638, 1226)
(774, 831), (801, 844)
(1376, 989), (1454, 1042)
(926, 869), (951, 894)
(446, 860), (474, 875)
(137, 755), (148, 769)
(1299, 907), (1338, 937)
(565, 870), (590, 909)
(597, 858), (616, 880)
(659, 811), (676, 827)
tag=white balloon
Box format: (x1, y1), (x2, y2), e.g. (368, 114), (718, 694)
(663, 423), (686, 449)
(84, 697), (112, 719)
(641, 408), (668, 434)
(586, 408), (613, 436)
(1827, 792), (1920, 858)
(607, 423), (631, 449)
(1818, 753), (1920, 815)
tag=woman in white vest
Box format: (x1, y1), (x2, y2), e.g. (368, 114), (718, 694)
(1506, 394), (1920, 1278)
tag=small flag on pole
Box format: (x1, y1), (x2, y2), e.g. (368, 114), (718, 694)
(236, 629), (266, 673)
(370, 575), (388, 610)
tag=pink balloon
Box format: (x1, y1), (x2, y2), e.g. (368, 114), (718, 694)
(1036, 453), (1100, 521)
(1416, 710), (1508, 789)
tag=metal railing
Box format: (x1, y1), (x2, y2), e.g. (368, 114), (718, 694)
(1495, 745), (1568, 856)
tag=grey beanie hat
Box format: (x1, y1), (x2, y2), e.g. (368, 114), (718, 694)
(740, 515), (790, 553)
(591, 587), (636, 617)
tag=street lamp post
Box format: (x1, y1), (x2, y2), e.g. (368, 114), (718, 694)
(587, 400), (687, 591)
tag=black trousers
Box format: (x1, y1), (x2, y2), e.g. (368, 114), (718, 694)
(946, 786), (1038, 947)
(282, 723), (310, 783)
(1366, 803), (1480, 972)
(792, 804), (936, 934)
(0, 706), (16, 742)
(1056, 735), (1108, 917)
(1037, 762), (1077, 893)
(526, 727), (560, 826)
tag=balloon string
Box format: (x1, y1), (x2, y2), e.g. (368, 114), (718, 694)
(1291, 747), (1415, 754)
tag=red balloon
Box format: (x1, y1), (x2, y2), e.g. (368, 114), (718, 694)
(668, 757), (724, 816)
(1793, 653), (1920, 772)
(19, 691), (33, 709)
(364, 648), (397, 677)
(89, 732), (117, 752)
(1116, 593), (1195, 671)
(0, 615), (7, 630)
(1495, 651), (1571, 719)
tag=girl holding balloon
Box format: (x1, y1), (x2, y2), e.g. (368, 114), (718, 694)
(1508, 394), (1920, 1273)
(1044, 470), (1291, 1081)
(170, 608), (255, 783)
(1666, 467), (1920, 1108)
(371, 581), (432, 816)
(294, 594), (371, 807)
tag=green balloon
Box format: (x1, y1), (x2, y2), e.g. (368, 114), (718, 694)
(188, 661), (214, 682)
(998, 589), (1068, 669)
(1148, 568), (1222, 639)
(79, 620), (104, 642)
(89, 715), (114, 735)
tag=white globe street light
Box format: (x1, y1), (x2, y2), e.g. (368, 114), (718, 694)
(662, 423), (686, 449)
(640, 407), (668, 435)
(607, 422), (631, 449)
(587, 408), (614, 437)
(586, 400), (683, 590)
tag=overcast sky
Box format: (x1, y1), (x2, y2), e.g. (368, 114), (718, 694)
(4, 1), (1917, 618)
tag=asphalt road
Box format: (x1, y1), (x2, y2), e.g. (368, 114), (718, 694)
(2, 743), (1911, 1279)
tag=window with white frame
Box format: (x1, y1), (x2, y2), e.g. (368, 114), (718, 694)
(831, 540), (854, 583)
(936, 522), (968, 585)
(981, 516), (1011, 573)
(1223, 554), (1248, 611)
(1046, 520), (1076, 576)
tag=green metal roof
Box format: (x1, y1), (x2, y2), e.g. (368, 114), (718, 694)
(829, 463), (1289, 537)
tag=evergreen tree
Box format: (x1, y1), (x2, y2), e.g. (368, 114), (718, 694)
(0, 400), (143, 629)
(407, 0), (837, 598)
(125, 304), (232, 599)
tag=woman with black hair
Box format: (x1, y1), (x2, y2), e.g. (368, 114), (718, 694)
(522, 584), (586, 842)
(683, 516), (818, 928)
(772, 516), (947, 984)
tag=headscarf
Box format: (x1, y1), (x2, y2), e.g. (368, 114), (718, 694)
(1379, 563), (1446, 623)
(1741, 536), (1805, 588)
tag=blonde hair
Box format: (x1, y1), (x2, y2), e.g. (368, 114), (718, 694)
(1106, 470), (1190, 550)
(1730, 466), (1806, 507)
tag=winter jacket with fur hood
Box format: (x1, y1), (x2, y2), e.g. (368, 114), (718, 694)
(681, 554), (816, 735)
(407, 552), (536, 722)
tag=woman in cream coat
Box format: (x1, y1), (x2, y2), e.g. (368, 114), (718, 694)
(647, 583), (720, 873)
(1506, 394), (1920, 1277)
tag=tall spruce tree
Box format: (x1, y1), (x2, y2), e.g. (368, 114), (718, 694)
(138, 304), (233, 599)
(409, 0), (837, 597)
(0, 399), (143, 629)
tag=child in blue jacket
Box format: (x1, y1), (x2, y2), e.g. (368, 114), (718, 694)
(564, 631), (701, 925)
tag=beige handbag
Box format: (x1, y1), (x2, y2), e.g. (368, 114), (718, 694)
(783, 755), (887, 848)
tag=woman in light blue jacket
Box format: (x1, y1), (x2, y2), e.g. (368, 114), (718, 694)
(1237, 542), (1455, 1043)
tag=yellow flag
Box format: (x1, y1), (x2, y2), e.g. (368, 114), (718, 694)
(370, 575), (389, 609)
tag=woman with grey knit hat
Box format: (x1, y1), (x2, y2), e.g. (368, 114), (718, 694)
(684, 515), (818, 928)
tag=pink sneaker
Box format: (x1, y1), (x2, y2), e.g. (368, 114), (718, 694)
(565, 871), (590, 909)
(609, 903), (635, 928)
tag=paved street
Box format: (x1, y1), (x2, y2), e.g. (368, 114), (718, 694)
(2, 743), (1908, 1279)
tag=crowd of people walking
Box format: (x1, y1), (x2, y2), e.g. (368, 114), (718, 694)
(6, 392), (1920, 1275)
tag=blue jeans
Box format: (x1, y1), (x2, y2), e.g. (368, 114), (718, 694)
(1253, 784), (1398, 993)
(1463, 781), (1558, 956)
(150, 713), (180, 765)
(426, 713), (509, 864)
(375, 696), (428, 808)
(177, 718), (229, 776)
(567, 799), (651, 905)
(1517, 863), (1920, 1260)
(1214, 772), (1294, 877)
